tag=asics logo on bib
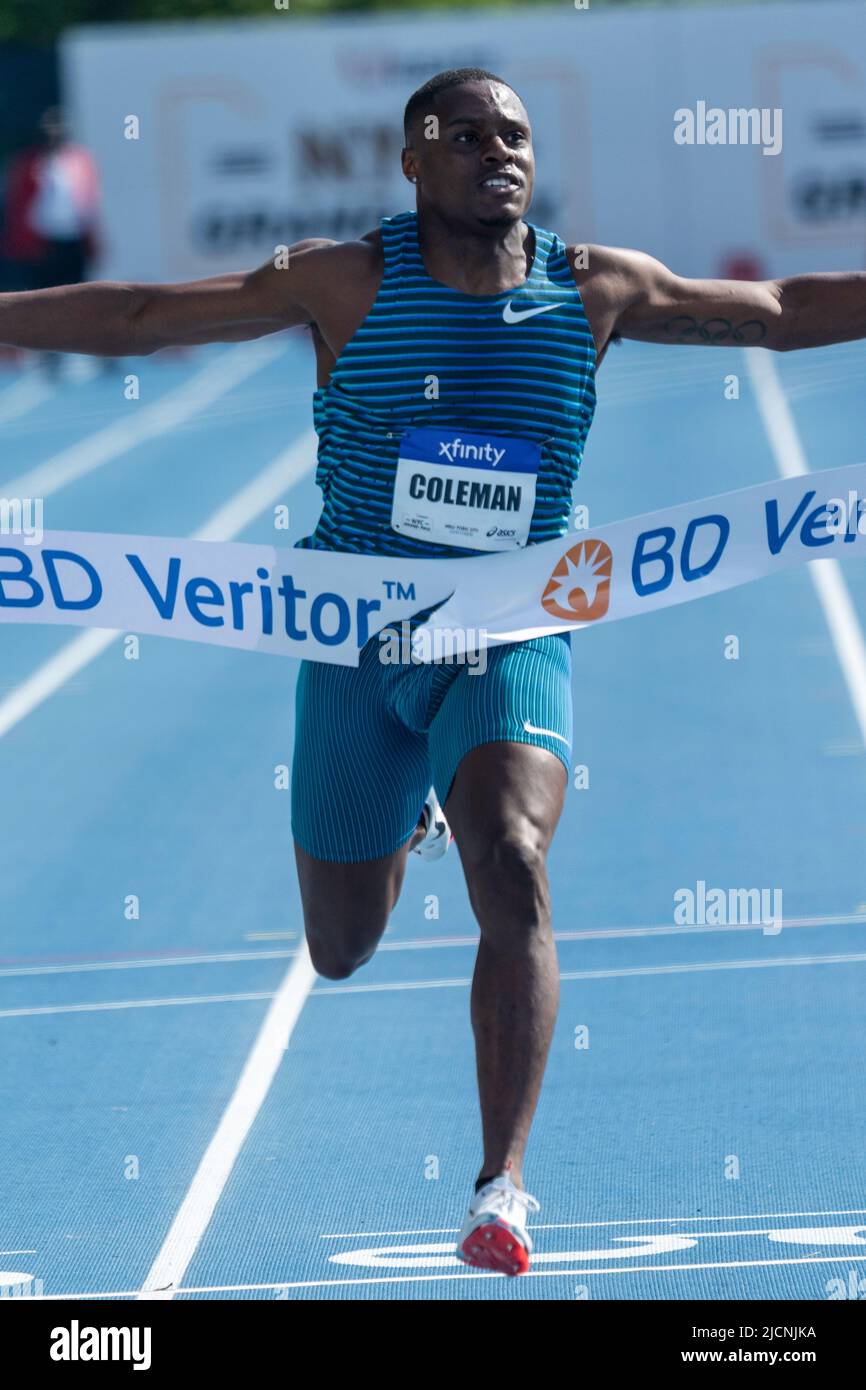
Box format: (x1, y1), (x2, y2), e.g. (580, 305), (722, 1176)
(542, 538), (613, 621)
(438, 438), (505, 466)
(502, 300), (560, 324)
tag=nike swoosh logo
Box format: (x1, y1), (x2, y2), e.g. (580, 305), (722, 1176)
(523, 720), (570, 747)
(502, 300), (559, 324)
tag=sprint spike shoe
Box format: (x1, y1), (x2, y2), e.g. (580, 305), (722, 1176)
(412, 787), (452, 862)
(456, 1174), (541, 1276)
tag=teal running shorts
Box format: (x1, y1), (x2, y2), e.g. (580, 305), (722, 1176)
(290, 630), (572, 863)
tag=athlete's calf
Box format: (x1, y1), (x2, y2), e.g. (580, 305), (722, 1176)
(444, 741), (567, 1190)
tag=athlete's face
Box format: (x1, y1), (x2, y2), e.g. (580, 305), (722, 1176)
(403, 82), (534, 230)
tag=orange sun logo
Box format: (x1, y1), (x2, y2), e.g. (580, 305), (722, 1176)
(541, 538), (612, 622)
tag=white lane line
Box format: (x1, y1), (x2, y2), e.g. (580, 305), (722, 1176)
(2, 339), (286, 500)
(313, 947), (866, 992)
(0, 428), (316, 740)
(137, 941), (317, 1301)
(166, 1249), (866, 1292)
(4, 948), (866, 1020)
(0, 628), (117, 740)
(0, 949), (297, 978)
(191, 440), (306, 542)
(320, 1206), (866, 1239)
(24, 1250), (866, 1298)
(0, 991), (275, 1019)
(376, 911), (866, 946)
(746, 348), (866, 746)
(0, 372), (57, 426)
(2, 909), (863, 979)
(2, 410), (320, 1302)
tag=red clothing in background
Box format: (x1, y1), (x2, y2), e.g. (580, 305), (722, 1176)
(3, 142), (100, 265)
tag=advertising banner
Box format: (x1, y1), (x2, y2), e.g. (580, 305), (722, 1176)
(4, 463), (866, 664)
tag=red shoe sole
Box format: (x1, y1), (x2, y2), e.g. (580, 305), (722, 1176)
(458, 1220), (531, 1276)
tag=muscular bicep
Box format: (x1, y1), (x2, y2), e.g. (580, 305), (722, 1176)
(612, 250), (783, 348)
(130, 238), (339, 352)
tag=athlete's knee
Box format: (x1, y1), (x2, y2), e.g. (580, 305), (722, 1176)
(464, 830), (551, 934)
(306, 934), (370, 980)
(304, 912), (387, 980)
(309, 948), (368, 980)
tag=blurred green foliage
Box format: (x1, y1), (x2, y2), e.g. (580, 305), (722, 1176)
(0, 0), (787, 46)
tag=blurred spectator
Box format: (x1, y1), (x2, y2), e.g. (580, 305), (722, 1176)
(2, 106), (102, 370)
(3, 106), (101, 286)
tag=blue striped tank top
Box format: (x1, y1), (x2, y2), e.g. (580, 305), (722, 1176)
(296, 210), (596, 558)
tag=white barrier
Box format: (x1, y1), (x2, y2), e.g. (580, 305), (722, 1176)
(61, 2), (866, 284)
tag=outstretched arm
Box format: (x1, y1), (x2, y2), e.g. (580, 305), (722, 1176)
(576, 245), (866, 353)
(0, 238), (342, 357)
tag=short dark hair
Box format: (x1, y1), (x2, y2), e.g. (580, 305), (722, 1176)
(403, 68), (519, 142)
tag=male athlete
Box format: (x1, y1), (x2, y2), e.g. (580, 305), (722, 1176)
(4, 68), (866, 1277)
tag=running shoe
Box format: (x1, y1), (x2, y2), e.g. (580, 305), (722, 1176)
(455, 1174), (541, 1275)
(412, 787), (452, 861)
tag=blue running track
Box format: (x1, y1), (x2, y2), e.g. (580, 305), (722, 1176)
(2, 335), (866, 1300)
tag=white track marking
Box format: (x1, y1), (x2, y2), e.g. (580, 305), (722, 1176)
(0, 372), (57, 426)
(0, 628), (118, 740)
(2, 339), (285, 500)
(0, 992), (275, 1019)
(0, 949), (297, 978)
(311, 948), (866, 993)
(191, 438), (312, 542)
(375, 911), (866, 946)
(320, 1206), (866, 1238)
(1, 398), (318, 1301)
(4, 948), (866, 1020)
(23, 1250), (866, 1298)
(0, 429), (316, 740)
(746, 349), (866, 746)
(137, 941), (317, 1301)
(2, 910), (862, 979)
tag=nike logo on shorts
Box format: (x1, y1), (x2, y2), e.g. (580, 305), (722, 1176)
(523, 719), (570, 747)
(502, 301), (559, 324)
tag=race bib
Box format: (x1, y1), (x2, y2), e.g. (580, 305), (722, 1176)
(391, 426), (540, 551)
